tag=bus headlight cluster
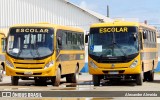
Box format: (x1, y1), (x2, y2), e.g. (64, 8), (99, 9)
(90, 61), (97, 69)
(44, 61), (54, 69)
(6, 60), (14, 68)
(130, 60), (138, 68)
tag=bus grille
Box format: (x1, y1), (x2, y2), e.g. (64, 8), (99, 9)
(14, 62), (45, 64)
(99, 67), (128, 69)
(102, 70), (125, 74)
(16, 72), (42, 75)
(16, 67), (43, 69)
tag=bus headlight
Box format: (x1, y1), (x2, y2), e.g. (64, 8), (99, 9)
(6, 60), (14, 68)
(44, 61), (54, 69)
(130, 60), (138, 68)
(90, 61), (97, 69)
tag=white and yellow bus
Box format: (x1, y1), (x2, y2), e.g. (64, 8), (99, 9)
(0, 28), (8, 81)
(85, 20), (158, 86)
(5, 23), (85, 86)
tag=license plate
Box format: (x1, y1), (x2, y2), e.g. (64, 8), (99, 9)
(24, 71), (33, 75)
(109, 71), (118, 74)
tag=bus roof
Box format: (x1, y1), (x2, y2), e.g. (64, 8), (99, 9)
(10, 22), (84, 33)
(90, 20), (156, 30)
(0, 28), (9, 37)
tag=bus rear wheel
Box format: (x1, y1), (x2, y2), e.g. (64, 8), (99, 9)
(66, 66), (79, 83)
(51, 67), (61, 86)
(148, 70), (154, 82)
(93, 75), (101, 86)
(11, 76), (19, 86)
(136, 73), (143, 85)
(0, 74), (3, 82)
(0, 65), (4, 82)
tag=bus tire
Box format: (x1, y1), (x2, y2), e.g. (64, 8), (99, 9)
(11, 76), (19, 86)
(136, 73), (143, 85)
(144, 72), (148, 82)
(93, 75), (101, 86)
(0, 66), (3, 82)
(148, 62), (154, 82)
(148, 70), (154, 82)
(66, 66), (79, 83)
(0, 74), (3, 82)
(51, 67), (61, 86)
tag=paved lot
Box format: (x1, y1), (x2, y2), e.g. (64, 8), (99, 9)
(0, 73), (160, 100)
(1, 73), (160, 90)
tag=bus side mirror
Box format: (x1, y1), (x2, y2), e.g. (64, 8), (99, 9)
(143, 31), (147, 39)
(85, 35), (89, 43)
(132, 33), (137, 41)
(57, 37), (62, 46)
(2, 38), (6, 53)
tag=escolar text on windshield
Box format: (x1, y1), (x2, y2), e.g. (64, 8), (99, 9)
(16, 28), (49, 33)
(99, 27), (128, 33)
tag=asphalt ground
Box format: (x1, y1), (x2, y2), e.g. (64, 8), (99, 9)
(0, 73), (160, 99)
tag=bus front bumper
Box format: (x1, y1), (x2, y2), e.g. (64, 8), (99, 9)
(5, 66), (56, 76)
(89, 65), (141, 75)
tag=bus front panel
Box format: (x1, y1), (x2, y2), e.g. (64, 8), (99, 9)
(88, 26), (141, 76)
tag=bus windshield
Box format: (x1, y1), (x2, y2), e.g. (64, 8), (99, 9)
(89, 27), (139, 58)
(7, 28), (54, 59)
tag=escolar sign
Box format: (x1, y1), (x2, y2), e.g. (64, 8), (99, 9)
(99, 27), (128, 33)
(16, 28), (49, 33)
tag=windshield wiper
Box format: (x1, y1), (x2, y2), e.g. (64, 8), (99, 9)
(113, 42), (128, 59)
(29, 45), (40, 58)
(30, 49), (35, 58)
(35, 45), (40, 57)
(112, 31), (127, 59)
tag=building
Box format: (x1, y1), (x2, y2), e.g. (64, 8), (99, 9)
(0, 0), (113, 72)
(0, 0), (112, 30)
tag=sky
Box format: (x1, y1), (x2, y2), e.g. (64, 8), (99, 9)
(69, 0), (160, 26)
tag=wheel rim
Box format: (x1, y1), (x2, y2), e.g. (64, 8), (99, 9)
(56, 68), (61, 85)
(141, 71), (144, 80)
(75, 66), (79, 80)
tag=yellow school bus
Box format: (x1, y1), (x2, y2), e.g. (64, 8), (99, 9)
(5, 23), (85, 86)
(0, 28), (8, 81)
(85, 20), (158, 86)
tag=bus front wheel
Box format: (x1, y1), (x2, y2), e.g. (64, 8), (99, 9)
(136, 73), (143, 85)
(93, 75), (101, 86)
(11, 76), (19, 86)
(51, 67), (61, 86)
